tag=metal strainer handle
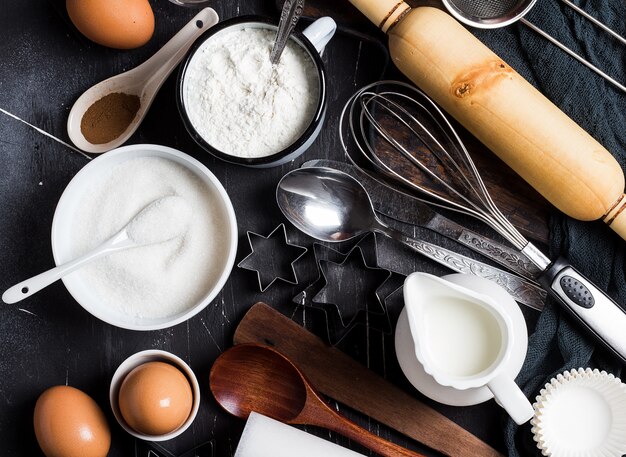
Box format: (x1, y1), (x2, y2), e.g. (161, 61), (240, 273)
(560, 0), (626, 47)
(519, 18), (626, 93)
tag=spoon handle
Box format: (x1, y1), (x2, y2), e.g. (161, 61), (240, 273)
(306, 399), (425, 457)
(141, 8), (219, 92)
(270, 0), (305, 64)
(375, 224), (547, 311)
(2, 232), (131, 304)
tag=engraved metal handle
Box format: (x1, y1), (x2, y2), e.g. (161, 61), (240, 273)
(458, 229), (542, 279)
(270, 0), (305, 65)
(377, 224), (547, 311)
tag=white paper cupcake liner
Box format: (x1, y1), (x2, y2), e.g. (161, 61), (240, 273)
(531, 368), (626, 457)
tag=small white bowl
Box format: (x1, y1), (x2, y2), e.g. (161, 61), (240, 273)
(51, 144), (238, 330)
(110, 350), (201, 442)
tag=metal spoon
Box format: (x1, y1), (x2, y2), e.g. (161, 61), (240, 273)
(66, 8), (219, 154)
(209, 344), (424, 457)
(2, 196), (190, 304)
(269, 0), (304, 64)
(302, 159), (542, 280)
(276, 167), (546, 310)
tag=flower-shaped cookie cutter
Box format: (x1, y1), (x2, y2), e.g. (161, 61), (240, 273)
(238, 224), (308, 292)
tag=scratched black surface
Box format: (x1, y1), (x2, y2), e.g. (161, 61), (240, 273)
(0, 1), (542, 456)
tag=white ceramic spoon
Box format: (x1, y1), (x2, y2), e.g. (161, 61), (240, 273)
(67, 8), (219, 154)
(2, 196), (191, 304)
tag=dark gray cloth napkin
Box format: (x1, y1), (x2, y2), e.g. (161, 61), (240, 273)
(468, 1), (626, 455)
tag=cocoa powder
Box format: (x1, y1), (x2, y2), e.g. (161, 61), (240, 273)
(80, 92), (140, 144)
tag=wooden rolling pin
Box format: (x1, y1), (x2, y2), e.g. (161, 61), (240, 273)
(347, 1), (626, 240)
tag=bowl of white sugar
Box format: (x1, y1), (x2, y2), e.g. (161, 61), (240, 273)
(51, 144), (238, 330)
(177, 16), (336, 167)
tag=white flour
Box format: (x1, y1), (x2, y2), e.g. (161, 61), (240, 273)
(71, 157), (230, 319)
(184, 27), (319, 158)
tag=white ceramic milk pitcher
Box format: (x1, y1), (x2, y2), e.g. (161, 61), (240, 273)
(403, 272), (534, 425)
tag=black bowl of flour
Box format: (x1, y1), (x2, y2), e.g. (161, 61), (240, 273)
(177, 15), (335, 168)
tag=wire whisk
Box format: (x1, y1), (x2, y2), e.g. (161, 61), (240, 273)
(339, 80), (532, 255)
(339, 80), (626, 363)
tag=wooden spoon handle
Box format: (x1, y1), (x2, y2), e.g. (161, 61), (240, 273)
(305, 398), (424, 457)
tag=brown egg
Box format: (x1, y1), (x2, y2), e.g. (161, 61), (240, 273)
(66, 0), (154, 50)
(119, 361), (193, 436)
(34, 385), (111, 457)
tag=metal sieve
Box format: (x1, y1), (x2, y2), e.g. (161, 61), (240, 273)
(443, 0), (536, 28)
(441, 0), (626, 93)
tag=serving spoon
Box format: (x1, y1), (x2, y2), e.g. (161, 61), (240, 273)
(269, 0), (304, 64)
(2, 196), (191, 304)
(276, 167), (546, 310)
(66, 8), (219, 154)
(209, 344), (424, 457)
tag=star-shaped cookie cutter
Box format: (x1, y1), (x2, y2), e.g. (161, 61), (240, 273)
(134, 439), (214, 457)
(238, 224), (308, 292)
(293, 233), (402, 345)
(313, 246), (390, 324)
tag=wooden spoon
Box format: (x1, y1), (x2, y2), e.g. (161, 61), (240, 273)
(209, 344), (424, 457)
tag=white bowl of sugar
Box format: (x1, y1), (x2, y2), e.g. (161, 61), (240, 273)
(51, 144), (238, 330)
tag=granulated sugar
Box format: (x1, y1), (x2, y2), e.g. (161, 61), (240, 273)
(71, 157), (230, 319)
(184, 27), (319, 158)
(126, 196), (192, 245)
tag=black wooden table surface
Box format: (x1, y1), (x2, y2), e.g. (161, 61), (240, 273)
(0, 1), (539, 455)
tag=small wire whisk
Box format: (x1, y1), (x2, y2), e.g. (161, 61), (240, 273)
(339, 80), (626, 363)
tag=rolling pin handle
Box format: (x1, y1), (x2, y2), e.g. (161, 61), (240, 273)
(347, 0), (410, 32)
(603, 193), (626, 242)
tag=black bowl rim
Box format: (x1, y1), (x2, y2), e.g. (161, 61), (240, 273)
(176, 15), (327, 166)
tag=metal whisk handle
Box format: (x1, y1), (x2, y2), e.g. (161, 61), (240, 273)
(378, 225), (547, 311)
(539, 257), (626, 363)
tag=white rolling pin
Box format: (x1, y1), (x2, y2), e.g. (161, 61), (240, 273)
(234, 412), (365, 457)
(347, 1), (626, 241)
